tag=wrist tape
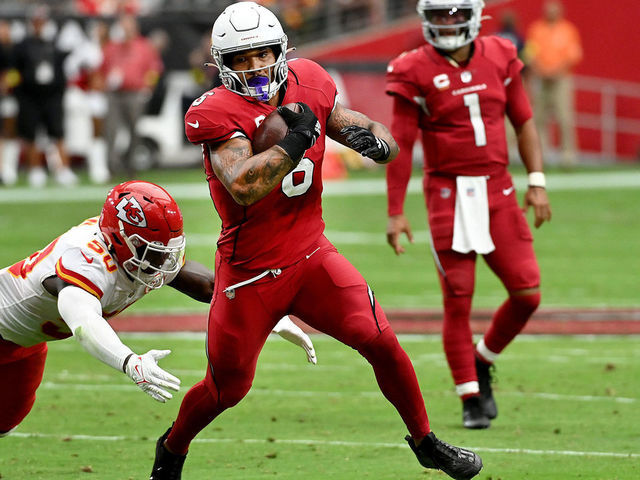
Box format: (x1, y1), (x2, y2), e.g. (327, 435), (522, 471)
(528, 172), (546, 188)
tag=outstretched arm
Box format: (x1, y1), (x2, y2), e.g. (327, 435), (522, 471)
(56, 285), (180, 402)
(168, 259), (215, 303)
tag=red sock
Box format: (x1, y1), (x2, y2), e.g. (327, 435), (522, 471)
(484, 292), (540, 353)
(442, 295), (476, 386)
(165, 380), (221, 455)
(358, 328), (431, 439)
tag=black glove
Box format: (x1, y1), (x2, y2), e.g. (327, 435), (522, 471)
(341, 125), (390, 163)
(277, 102), (321, 164)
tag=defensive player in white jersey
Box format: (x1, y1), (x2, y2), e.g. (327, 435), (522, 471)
(0, 180), (316, 437)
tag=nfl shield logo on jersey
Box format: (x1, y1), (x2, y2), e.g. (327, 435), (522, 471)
(440, 187), (451, 199)
(115, 196), (148, 227)
(461, 71), (473, 83)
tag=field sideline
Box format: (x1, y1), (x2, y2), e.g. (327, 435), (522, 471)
(111, 308), (640, 335)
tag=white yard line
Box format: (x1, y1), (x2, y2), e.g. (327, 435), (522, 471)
(1, 171), (638, 204)
(39, 381), (637, 404)
(9, 431), (639, 459)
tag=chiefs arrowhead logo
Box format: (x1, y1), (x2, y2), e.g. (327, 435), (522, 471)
(115, 196), (147, 227)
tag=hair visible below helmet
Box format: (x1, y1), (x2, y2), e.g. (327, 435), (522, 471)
(99, 181), (185, 289)
(417, 0), (485, 51)
(211, 1), (288, 101)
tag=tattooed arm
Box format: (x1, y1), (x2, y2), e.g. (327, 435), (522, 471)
(326, 102), (399, 163)
(208, 136), (296, 206)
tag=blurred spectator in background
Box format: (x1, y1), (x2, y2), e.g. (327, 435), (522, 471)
(0, 20), (21, 187)
(145, 28), (171, 116)
(75, 0), (142, 16)
(183, 32), (221, 117)
(62, 19), (110, 184)
(100, 13), (162, 177)
(339, 0), (379, 30)
(526, 0), (582, 167)
(0, 19), (19, 186)
(496, 10), (526, 67)
(10, 5), (77, 188)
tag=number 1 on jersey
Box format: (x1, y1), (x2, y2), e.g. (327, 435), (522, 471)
(463, 93), (487, 147)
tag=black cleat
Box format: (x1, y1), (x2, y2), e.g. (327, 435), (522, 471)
(463, 396), (490, 429)
(475, 356), (498, 419)
(150, 425), (186, 480)
(406, 432), (482, 480)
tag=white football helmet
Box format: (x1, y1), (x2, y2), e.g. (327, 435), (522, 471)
(417, 0), (485, 51)
(211, 2), (288, 101)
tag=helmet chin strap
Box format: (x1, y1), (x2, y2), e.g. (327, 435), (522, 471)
(118, 220), (139, 261)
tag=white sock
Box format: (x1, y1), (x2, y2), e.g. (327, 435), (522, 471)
(456, 381), (480, 397)
(476, 338), (498, 364)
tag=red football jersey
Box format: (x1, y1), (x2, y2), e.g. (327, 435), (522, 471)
(185, 59), (338, 269)
(386, 36), (532, 176)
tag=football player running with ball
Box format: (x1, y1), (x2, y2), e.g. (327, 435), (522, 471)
(0, 180), (316, 437)
(149, 2), (481, 480)
(385, 0), (552, 429)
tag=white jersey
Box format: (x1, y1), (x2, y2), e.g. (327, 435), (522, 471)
(0, 217), (176, 347)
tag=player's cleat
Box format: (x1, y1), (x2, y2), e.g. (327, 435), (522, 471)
(0, 427), (16, 438)
(462, 396), (490, 429)
(150, 425), (186, 480)
(476, 356), (497, 419)
(406, 432), (482, 480)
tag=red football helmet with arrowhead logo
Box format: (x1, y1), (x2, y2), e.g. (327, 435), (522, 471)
(99, 181), (185, 289)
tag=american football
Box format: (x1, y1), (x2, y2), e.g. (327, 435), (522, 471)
(252, 103), (301, 154)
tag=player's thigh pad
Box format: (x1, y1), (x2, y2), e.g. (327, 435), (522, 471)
(485, 199), (540, 290)
(204, 255), (286, 402)
(292, 247), (390, 346)
(424, 175), (456, 252)
(435, 249), (477, 297)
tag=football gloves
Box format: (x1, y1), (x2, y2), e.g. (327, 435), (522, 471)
(341, 125), (390, 163)
(123, 350), (181, 402)
(272, 316), (317, 365)
(277, 102), (321, 164)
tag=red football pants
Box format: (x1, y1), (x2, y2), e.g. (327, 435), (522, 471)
(0, 339), (48, 432)
(166, 236), (430, 454)
(426, 171), (540, 387)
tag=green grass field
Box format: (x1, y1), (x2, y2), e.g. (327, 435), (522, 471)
(1, 334), (639, 479)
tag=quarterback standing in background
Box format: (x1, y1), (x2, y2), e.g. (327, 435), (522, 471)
(0, 180), (315, 437)
(149, 2), (482, 480)
(385, 0), (552, 429)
